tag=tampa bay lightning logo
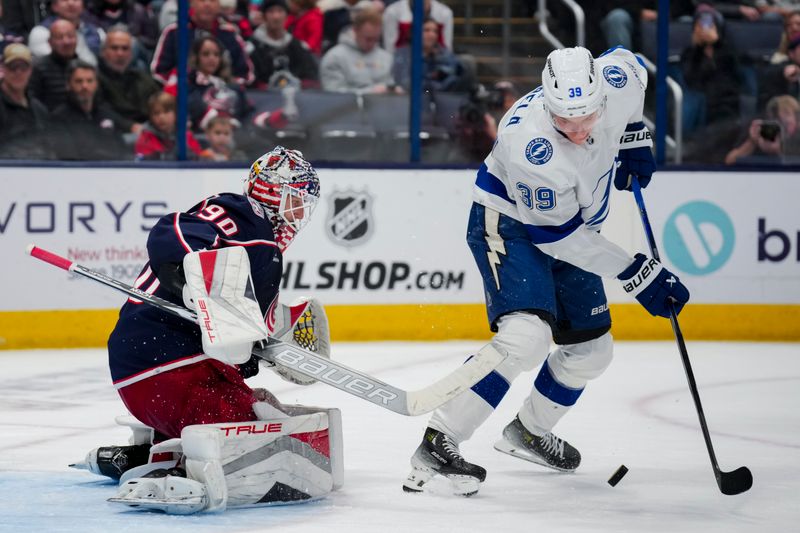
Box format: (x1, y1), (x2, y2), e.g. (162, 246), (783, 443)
(525, 138), (553, 165)
(603, 65), (627, 88)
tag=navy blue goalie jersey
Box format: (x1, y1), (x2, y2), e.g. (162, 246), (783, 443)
(108, 193), (282, 387)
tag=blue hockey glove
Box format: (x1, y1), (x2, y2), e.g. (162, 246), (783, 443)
(615, 122), (655, 191)
(617, 253), (690, 317)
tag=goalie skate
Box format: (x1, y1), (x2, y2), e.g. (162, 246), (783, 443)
(402, 428), (486, 497)
(493, 417), (581, 472)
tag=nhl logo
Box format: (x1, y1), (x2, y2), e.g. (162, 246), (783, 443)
(326, 189), (374, 247)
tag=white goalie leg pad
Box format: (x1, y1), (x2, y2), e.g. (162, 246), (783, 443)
(207, 409), (340, 507)
(429, 313), (551, 443)
(270, 297), (332, 385)
(519, 333), (614, 435)
(183, 247), (269, 366)
(109, 409), (342, 514)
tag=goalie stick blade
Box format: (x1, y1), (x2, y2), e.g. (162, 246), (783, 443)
(718, 466), (753, 496)
(403, 344), (504, 415)
(256, 341), (505, 416)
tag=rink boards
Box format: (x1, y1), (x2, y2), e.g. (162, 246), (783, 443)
(0, 166), (798, 348)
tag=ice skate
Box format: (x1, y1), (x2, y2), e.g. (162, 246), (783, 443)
(70, 444), (151, 480)
(493, 417), (581, 472)
(403, 428), (486, 497)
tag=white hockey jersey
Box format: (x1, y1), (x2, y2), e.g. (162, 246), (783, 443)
(473, 47), (651, 279)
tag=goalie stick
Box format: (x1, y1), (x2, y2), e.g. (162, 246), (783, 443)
(631, 179), (752, 495)
(26, 244), (504, 416)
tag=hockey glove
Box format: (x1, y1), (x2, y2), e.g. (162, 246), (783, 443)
(615, 122), (655, 191)
(617, 253), (690, 317)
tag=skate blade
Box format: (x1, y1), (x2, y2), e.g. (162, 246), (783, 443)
(402, 467), (480, 497)
(493, 438), (575, 473)
(108, 496), (206, 515)
(68, 462), (89, 471)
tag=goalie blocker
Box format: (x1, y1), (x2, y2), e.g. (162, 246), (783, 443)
(109, 405), (343, 514)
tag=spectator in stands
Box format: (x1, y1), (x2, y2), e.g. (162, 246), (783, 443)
(382, 0), (452, 55)
(151, 0), (254, 85)
(135, 91), (204, 159)
(320, 0), (375, 54)
(770, 9), (800, 63)
(28, 0), (105, 65)
(1, 0), (49, 37)
(725, 94), (800, 162)
(51, 59), (128, 159)
(29, 19), (81, 110)
(87, 0), (160, 60)
(392, 17), (471, 93)
(219, 0), (254, 38)
(0, 43), (52, 158)
(200, 114), (247, 160)
(1, 3), (27, 56)
(679, 4), (742, 135)
(760, 31), (800, 105)
(286, 0), (323, 55)
(320, 6), (398, 93)
(600, 1), (657, 52)
(98, 25), (160, 134)
(249, 0), (319, 88)
(178, 34), (249, 130)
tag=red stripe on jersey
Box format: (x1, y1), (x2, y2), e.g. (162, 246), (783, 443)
(173, 212), (192, 252)
(199, 250), (217, 294)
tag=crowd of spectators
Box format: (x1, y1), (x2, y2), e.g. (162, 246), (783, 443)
(1, 0), (490, 161)
(3, 0), (800, 164)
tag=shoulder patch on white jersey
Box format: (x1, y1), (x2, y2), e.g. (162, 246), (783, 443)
(602, 65), (627, 88)
(525, 137), (553, 165)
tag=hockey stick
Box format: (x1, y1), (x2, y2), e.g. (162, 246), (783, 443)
(26, 245), (504, 417)
(630, 180), (753, 495)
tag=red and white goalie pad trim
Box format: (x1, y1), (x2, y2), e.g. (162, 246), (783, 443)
(184, 408), (342, 510)
(183, 247), (268, 366)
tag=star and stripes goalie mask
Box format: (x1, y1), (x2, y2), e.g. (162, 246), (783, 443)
(245, 146), (321, 234)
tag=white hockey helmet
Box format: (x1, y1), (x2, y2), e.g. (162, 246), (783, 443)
(245, 146), (320, 232)
(542, 47), (606, 120)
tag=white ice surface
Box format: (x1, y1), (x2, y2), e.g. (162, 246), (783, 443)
(0, 341), (798, 533)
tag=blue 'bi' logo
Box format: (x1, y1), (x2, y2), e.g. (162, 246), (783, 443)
(663, 201), (735, 275)
(525, 138), (553, 165)
(603, 65), (627, 88)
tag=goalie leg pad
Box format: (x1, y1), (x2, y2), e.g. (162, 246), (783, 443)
(109, 409), (342, 514)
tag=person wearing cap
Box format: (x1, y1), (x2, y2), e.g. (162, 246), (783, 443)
(0, 43), (51, 158)
(248, 0), (319, 88)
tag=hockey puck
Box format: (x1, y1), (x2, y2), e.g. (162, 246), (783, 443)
(607, 465), (628, 487)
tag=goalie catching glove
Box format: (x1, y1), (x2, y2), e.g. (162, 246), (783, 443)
(269, 297), (332, 385)
(618, 253), (690, 317)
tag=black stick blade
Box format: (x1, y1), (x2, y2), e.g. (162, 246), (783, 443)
(719, 466), (753, 495)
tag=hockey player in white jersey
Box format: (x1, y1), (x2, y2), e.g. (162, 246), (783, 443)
(403, 46), (690, 496)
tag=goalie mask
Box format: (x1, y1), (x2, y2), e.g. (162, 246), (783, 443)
(542, 47), (606, 134)
(245, 146), (320, 232)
